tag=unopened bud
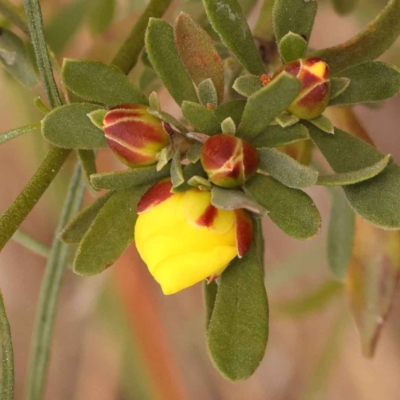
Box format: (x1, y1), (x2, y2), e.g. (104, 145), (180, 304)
(103, 104), (170, 167)
(275, 58), (331, 120)
(201, 134), (260, 188)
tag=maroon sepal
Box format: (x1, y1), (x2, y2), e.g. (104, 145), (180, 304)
(137, 179), (173, 214)
(234, 209), (253, 258)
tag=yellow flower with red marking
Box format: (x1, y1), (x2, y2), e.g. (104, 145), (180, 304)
(274, 57), (331, 119)
(134, 180), (253, 294)
(103, 104), (170, 167)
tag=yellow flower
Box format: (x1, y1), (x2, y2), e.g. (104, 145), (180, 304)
(134, 180), (252, 295)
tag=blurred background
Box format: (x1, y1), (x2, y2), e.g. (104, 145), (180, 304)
(1, 0), (400, 399)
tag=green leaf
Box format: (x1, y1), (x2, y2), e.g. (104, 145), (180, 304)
(170, 151), (184, 188)
(332, 0), (358, 15)
(258, 148), (319, 188)
(329, 62), (400, 106)
(91, 165), (169, 191)
(279, 31), (307, 63)
(237, 72), (301, 140)
(88, 0), (116, 35)
(87, 109), (106, 130)
(78, 149), (98, 193)
(61, 59), (148, 107)
(0, 123), (41, 145)
(246, 174), (321, 240)
(253, 124), (309, 148)
(330, 77), (351, 100)
(221, 117), (236, 134)
(307, 123), (400, 229)
(187, 143), (203, 163)
(181, 101), (221, 135)
(313, 0), (400, 74)
(73, 187), (145, 276)
(202, 0), (265, 75)
(174, 12), (224, 103)
(215, 99), (246, 127)
(148, 91), (160, 111)
(207, 236), (269, 381)
(0, 27), (38, 87)
(211, 186), (268, 214)
(317, 155), (391, 186)
(273, 0), (318, 46)
(60, 191), (114, 243)
(346, 218), (400, 356)
(198, 79), (218, 109)
(233, 74), (262, 97)
(145, 18), (198, 106)
(275, 113), (299, 128)
(188, 175), (211, 189)
(327, 188), (355, 280)
(204, 281), (218, 329)
(309, 115), (335, 134)
(44, 0), (91, 54)
(42, 104), (107, 149)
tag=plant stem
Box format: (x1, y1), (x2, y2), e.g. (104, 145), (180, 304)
(25, 165), (85, 400)
(0, 123), (41, 145)
(111, 0), (172, 73)
(0, 0), (29, 34)
(12, 229), (50, 258)
(0, 291), (14, 400)
(0, 147), (71, 252)
(23, 0), (62, 108)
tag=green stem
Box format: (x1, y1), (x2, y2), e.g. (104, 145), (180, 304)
(25, 165), (85, 400)
(0, 147), (71, 252)
(12, 229), (50, 258)
(111, 0), (172, 73)
(0, 0), (29, 34)
(0, 291), (14, 400)
(23, 0), (62, 108)
(0, 123), (41, 145)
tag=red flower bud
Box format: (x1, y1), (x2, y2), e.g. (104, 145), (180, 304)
(103, 104), (170, 167)
(201, 134), (260, 188)
(274, 58), (331, 120)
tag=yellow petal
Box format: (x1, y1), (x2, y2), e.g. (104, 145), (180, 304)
(183, 190), (235, 233)
(308, 61), (326, 79)
(152, 246), (237, 295)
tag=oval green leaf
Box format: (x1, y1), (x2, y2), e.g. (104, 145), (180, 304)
(233, 74), (262, 97)
(318, 155), (391, 186)
(202, 0), (265, 75)
(61, 59), (148, 107)
(145, 18), (198, 106)
(329, 62), (400, 106)
(42, 103), (107, 149)
(73, 186), (147, 276)
(307, 123), (400, 229)
(253, 124), (309, 148)
(273, 0), (318, 47)
(207, 234), (269, 381)
(91, 165), (169, 191)
(330, 77), (351, 100)
(246, 174), (321, 240)
(314, 0), (400, 74)
(237, 72), (301, 141)
(175, 12), (225, 103)
(181, 101), (221, 135)
(60, 191), (114, 243)
(215, 99), (246, 127)
(279, 31), (307, 63)
(198, 79), (218, 109)
(258, 148), (319, 188)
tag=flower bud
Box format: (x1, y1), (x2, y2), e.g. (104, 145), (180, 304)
(135, 180), (253, 295)
(275, 58), (331, 120)
(200, 134), (260, 188)
(103, 104), (170, 167)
